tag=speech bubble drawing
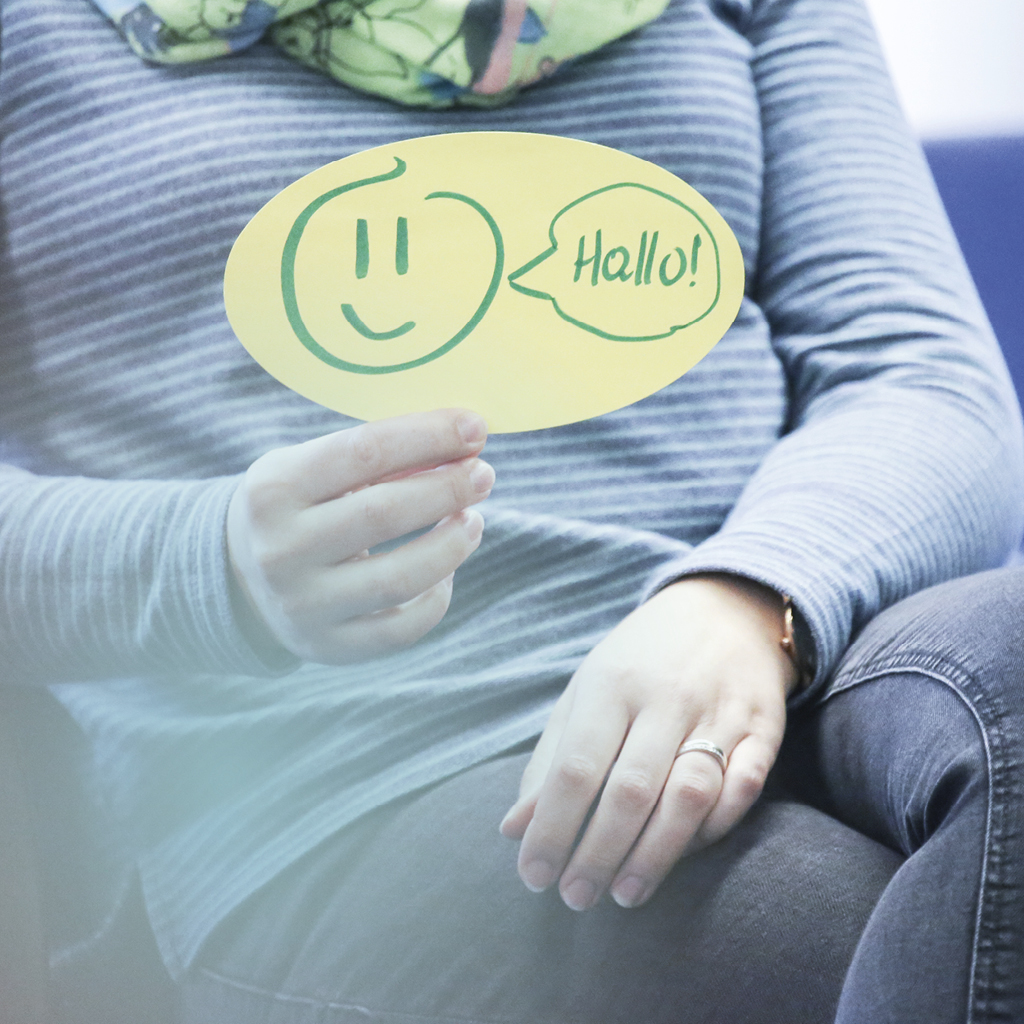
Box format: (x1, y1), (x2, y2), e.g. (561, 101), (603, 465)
(225, 132), (745, 431)
(508, 183), (721, 341)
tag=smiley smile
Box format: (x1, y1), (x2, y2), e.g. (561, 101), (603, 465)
(341, 303), (416, 340)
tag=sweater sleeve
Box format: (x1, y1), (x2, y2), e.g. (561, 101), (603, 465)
(646, 0), (1024, 702)
(0, 466), (299, 684)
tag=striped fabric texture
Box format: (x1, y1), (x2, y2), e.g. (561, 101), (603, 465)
(1, 0), (1022, 976)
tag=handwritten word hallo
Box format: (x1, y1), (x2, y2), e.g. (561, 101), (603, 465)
(574, 231), (703, 287)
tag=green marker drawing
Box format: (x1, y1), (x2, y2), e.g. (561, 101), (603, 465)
(345, 215), (413, 337)
(659, 248), (686, 286)
(508, 183), (721, 342)
(644, 230), (658, 285)
(395, 216), (409, 276)
(355, 219), (370, 279)
(280, 157), (504, 375)
(341, 304), (415, 340)
(633, 231), (647, 286)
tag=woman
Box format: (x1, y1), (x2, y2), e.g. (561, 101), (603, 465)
(1, 0), (1022, 1020)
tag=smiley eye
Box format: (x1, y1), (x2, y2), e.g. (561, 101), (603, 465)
(354, 218), (409, 279)
(396, 217), (408, 276)
(356, 219), (369, 279)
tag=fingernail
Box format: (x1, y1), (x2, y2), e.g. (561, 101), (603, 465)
(610, 876), (647, 908)
(562, 878), (597, 912)
(458, 413), (487, 445)
(469, 460), (495, 494)
(521, 860), (556, 892)
(464, 509), (484, 541)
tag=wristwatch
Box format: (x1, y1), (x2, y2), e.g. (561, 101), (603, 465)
(780, 595), (816, 692)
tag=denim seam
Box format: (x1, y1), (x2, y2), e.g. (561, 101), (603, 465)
(195, 965), (569, 1024)
(820, 657), (1010, 1024)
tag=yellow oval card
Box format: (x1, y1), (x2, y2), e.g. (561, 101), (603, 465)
(224, 132), (744, 432)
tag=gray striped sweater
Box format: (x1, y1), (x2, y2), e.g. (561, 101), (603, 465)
(2, 0), (1022, 977)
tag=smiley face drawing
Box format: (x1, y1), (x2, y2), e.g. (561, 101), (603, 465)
(279, 158), (503, 375)
(225, 132), (744, 431)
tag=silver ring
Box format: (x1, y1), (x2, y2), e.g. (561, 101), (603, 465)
(675, 739), (728, 773)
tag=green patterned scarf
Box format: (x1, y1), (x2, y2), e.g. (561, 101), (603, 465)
(91, 0), (669, 107)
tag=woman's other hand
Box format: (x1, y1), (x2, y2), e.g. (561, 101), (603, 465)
(226, 409), (492, 663)
(500, 574), (797, 910)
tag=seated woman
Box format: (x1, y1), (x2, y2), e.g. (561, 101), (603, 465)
(1, 0), (1022, 1021)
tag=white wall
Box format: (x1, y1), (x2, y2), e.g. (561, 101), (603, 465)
(863, 0), (1024, 139)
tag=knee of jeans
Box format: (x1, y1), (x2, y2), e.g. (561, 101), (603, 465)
(906, 685), (988, 845)
(800, 672), (988, 853)
(916, 732), (987, 844)
(833, 566), (1024, 701)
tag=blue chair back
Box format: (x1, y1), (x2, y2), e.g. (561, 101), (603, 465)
(925, 137), (1024, 403)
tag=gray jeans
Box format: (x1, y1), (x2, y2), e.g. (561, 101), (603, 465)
(177, 568), (1024, 1023)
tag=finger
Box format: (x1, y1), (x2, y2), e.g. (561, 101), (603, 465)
(317, 509), (485, 620)
(515, 694), (629, 893)
(555, 712), (679, 911)
(298, 457), (493, 565)
(607, 737), (727, 909)
(499, 684), (576, 840)
(308, 574), (457, 663)
(261, 409), (488, 509)
(693, 733), (777, 848)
